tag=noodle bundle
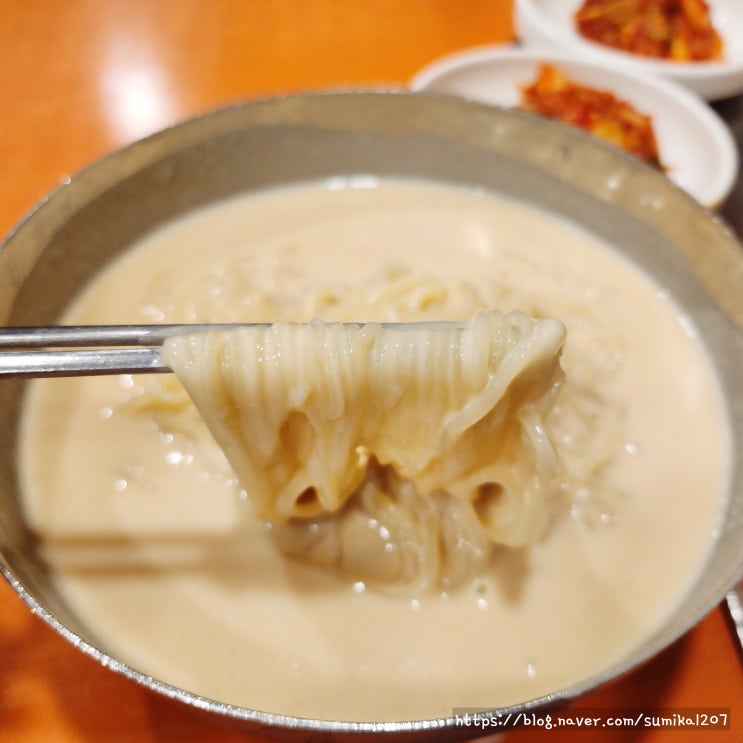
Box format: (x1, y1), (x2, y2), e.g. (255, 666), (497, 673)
(161, 309), (566, 590)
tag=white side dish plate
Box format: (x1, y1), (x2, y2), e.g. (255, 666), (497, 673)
(515, 0), (743, 101)
(411, 47), (738, 208)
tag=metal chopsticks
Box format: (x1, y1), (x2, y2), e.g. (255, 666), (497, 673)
(0, 321), (464, 379)
(0, 324), (244, 378)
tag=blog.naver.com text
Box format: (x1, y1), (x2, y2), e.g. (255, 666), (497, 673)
(452, 707), (730, 731)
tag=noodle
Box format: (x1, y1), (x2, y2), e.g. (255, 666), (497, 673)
(159, 310), (566, 590)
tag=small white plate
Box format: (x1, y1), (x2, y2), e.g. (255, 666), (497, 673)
(515, 0), (743, 101)
(411, 47), (738, 207)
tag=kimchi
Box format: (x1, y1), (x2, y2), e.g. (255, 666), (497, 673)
(575, 0), (723, 62)
(520, 64), (662, 167)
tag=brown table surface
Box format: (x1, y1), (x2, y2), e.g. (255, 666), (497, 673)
(1, 2), (742, 741)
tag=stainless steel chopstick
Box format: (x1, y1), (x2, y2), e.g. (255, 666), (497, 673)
(0, 323), (246, 378)
(0, 323), (245, 348)
(0, 348), (168, 377)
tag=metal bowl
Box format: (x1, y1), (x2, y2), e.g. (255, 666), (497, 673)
(1, 91), (742, 740)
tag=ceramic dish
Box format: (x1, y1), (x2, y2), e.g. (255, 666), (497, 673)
(411, 47), (738, 207)
(515, 0), (743, 101)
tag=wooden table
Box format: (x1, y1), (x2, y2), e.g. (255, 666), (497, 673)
(1, 2), (741, 741)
